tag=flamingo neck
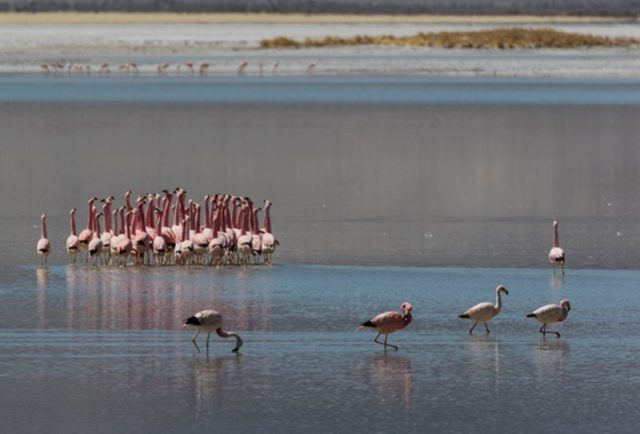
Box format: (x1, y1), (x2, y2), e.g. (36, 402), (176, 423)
(103, 203), (112, 232)
(41, 216), (47, 239)
(216, 328), (243, 351)
(264, 205), (272, 233)
(495, 291), (503, 312)
(553, 223), (559, 248)
(87, 200), (95, 231)
(70, 211), (77, 236)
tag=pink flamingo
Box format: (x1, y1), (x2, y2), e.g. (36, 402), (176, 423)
(88, 212), (104, 265)
(184, 309), (243, 353)
(357, 303), (413, 351)
(261, 199), (278, 264)
(116, 208), (132, 266)
(78, 197), (97, 252)
(458, 285), (509, 334)
(36, 213), (51, 265)
(199, 63), (210, 75)
(109, 208), (121, 261)
(100, 197), (114, 253)
(548, 220), (565, 275)
(237, 61), (248, 75)
(527, 299), (571, 338)
(236, 201), (253, 265)
(66, 208), (79, 263)
(152, 203), (167, 265)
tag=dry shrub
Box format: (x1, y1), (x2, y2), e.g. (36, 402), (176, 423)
(261, 28), (640, 49)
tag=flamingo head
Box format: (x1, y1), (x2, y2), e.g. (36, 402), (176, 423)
(70, 208), (76, 215)
(41, 213), (46, 221)
(560, 299), (571, 311)
(553, 220), (558, 227)
(496, 285), (509, 296)
(401, 302), (413, 315)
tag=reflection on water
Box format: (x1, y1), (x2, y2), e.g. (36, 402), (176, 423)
(0, 264), (639, 432)
(465, 337), (502, 395)
(533, 339), (570, 379)
(52, 267), (275, 331)
(191, 354), (243, 417)
(550, 274), (564, 289)
(369, 353), (413, 411)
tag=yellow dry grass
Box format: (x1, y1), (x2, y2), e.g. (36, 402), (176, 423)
(0, 12), (627, 25)
(261, 28), (640, 49)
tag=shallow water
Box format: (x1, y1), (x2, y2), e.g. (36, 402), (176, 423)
(2, 76), (640, 268)
(2, 74), (640, 432)
(1, 264), (639, 433)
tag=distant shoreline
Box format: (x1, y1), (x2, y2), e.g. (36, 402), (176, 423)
(0, 12), (631, 25)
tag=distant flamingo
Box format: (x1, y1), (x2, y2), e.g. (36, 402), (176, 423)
(459, 285), (509, 334)
(66, 208), (79, 263)
(78, 197), (97, 256)
(36, 213), (50, 265)
(527, 299), (571, 338)
(272, 61), (279, 74)
(548, 220), (565, 275)
(184, 309), (243, 353)
(88, 213), (104, 265)
(199, 63), (210, 75)
(99, 63), (110, 74)
(357, 303), (413, 351)
(237, 61), (248, 75)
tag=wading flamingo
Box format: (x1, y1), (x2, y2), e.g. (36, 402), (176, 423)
(357, 303), (413, 351)
(459, 285), (509, 334)
(548, 220), (565, 275)
(66, 208), (79, 263)
(527, 299), (571, 338)
(184, 310), (243, 353)
(37, 213), (50, 265)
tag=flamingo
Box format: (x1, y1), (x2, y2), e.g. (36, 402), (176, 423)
(116, 208), (132, 266)
(548, 220), (565, 275)
(458, 285), (509, 334)
(261, 199), (278, 264)
(36, 213), (50, 265)
(109, 208), (121, 261)
(78, 197), (97, 252)
(357, 303), (413, 351)
(527, 299), (571, 338)
(236, 201), (253, 265)
(183, 309), (243, 353)
(88, 213), (104, 265)
(199, 63), (210, 75)
(237, 61), (248, 75)
(66, 208), (79, 263)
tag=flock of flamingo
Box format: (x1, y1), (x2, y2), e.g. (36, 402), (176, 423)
(36, 188), (278, 267)
(186, 293), (571, 354)
(183, 220), (568, 353)
(37, 200), (570, 351)
(38, 60), (317, 75)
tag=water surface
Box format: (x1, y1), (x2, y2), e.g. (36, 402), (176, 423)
(0, 264), (638, 432)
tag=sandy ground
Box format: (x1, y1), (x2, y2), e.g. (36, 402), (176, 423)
(2, 12), (640, 76)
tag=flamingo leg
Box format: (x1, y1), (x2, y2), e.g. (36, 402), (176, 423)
(484, 322), (490, 334)
(383, 334), (399, 351)
(192, 330), (200, 353)
(469, 323), (477, 334)
(206, 331), (211, 352)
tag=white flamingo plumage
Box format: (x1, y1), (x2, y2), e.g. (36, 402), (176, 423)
(458, 285), (509, 334)
(37, 213), (50, 265)
(548, 220), (565, 275)
(527, 299), (571, 338)
(184, 309), (243, 353)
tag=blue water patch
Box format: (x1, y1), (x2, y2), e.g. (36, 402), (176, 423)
(2, 75), (640, 105)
